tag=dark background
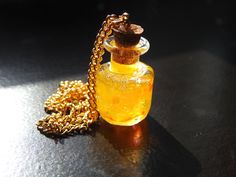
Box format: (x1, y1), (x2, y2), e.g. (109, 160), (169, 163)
(0, 0), (235, 86)
(0, 1), (235, 177)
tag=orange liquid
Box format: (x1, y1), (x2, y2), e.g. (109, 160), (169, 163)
(96, 61), (154, 126)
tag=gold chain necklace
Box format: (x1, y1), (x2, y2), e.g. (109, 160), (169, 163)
(36, 13), (129, 136)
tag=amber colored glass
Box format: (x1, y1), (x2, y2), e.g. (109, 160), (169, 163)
(96, 36), (154, 126)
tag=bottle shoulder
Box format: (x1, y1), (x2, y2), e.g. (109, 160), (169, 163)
(97, 61), (154, 84)
(100, 61), (153, 74)
(139, 61), (154, 76)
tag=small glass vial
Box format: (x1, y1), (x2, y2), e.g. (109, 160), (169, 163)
(96, 24), (154, 126)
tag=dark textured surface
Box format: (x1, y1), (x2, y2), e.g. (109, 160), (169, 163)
(0, 1), (236, 177)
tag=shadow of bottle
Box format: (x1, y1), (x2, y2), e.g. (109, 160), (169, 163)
(97, 115), (201, 177)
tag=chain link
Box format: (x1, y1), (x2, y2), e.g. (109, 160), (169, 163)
(37, 13), (129, 136)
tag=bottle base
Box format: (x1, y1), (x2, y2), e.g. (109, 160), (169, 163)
(101, 115), (147, 126)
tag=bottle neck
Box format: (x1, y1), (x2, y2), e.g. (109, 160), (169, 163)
(104, 36), (150, 74)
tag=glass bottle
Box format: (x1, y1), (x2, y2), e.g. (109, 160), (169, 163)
(96, 24), (154, 126)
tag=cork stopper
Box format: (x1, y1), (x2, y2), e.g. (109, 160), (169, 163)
(110, 23), (144, 64)
(112, 23), (144, 47)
